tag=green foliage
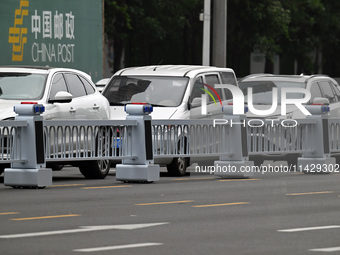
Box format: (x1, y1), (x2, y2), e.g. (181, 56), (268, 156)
(105, 0), (340, 76)
(105, 0), (203, 71)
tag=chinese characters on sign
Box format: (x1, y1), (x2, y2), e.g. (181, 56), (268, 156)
(8, 0), (76, 63)
(31, 10), (74, 40)
(31, 9), (75, 62)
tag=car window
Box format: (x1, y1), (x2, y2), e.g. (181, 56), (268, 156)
(220, 72), (237, 99)
(239, 80), (306, 104)
(190, 76), (204, 105)
(310, 82), (322, 102)
(103, 76), (189, 107)
(220, 72), (237, 85)
(0, 73), (46, 100)
(318, 81), (336, 103)
(49, 73), (68, 100)
(79, 76), (95, 95)
(239, 80), (277, 104)
(331, 82), (340, 101)
(204, 74), (222, 104)
(239, 81), (276, 95)
(64, 73), (87, 98)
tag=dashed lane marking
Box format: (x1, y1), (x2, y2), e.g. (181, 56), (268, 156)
(74, 243), (163, 252)
(192, 202), (249, 208)
(309, 246), (340, 252)
(51, 184), (85, 187)
(218, 178), (261, 182)
(286, 191), (334, 196)
(135, 200), (194, 206)
(172, 177), (216, 181)
(0, 212), (19, 215)
(81, 185), (132, 190)
(11, 214), (80, 221)
(278, 225), (340, 232)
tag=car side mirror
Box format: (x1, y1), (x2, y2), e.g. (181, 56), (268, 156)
(48, 91), (73, 104)
(190, 97), (202, 108)
(311, 97), (330, 105)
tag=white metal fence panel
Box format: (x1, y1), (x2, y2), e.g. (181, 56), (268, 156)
(152, 119), (321, 158)
(43, 120), (137, 161)
(0, 120), (27, 163)
(152, 120), (232, 158)
(328, 119), (340, 153)
(247, 119), (317, 155)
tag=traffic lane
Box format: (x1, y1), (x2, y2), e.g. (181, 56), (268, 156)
(1, 170), (339, 222)
(1, 207), (339, 255)
(126, 173), (340, 254)
(1, 168), (340, 254)
(1, 172), (340, 224)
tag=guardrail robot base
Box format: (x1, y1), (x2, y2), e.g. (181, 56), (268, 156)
(116, 164), (160, 183)
(4, 168), (52, 188)
(4, 103), (52, 188)
(116, 104), (160, 183)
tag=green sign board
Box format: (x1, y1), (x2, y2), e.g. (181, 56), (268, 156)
(0, 0), (103, 81)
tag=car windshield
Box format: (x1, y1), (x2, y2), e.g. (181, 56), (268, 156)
(0, 73), (47, 100)
(239, 80), (305, 104)
(103, 76), (189, 107)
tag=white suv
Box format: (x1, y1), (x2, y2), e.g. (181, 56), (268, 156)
(239, 74), (340, 119)
(239, 74), (340, 165)
(102, 65), (238, 176)
(0, 66), (111, 178)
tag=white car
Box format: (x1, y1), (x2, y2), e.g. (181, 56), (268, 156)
(239, 74), (340, 165)
(239, 74), (340, 119)
(0, 66), (111, 178)
(102, 65), (239, 176)
(95, 78), (110, 93)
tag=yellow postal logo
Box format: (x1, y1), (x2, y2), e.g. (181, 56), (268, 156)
(8, 0), (29, 61)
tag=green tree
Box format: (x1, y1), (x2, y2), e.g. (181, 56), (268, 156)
(105, 0), (340, 77)
(104, 0), (132, 72)
(105, 0), (203, 73)
(227, 0), (290, 76)
(280, 0), (325, 74)
(318, 0), (340, 76)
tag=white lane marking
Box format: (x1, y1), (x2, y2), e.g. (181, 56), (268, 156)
(0, 228), (90, 239)
(278, 225), (340, 232)
(0, 222), (169, 239)
(74, 243), (163, 252)
(81, 222), (169, 230)
(309, 246), (340, 252)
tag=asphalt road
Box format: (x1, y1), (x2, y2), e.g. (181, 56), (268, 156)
(0, 165), (340, 255)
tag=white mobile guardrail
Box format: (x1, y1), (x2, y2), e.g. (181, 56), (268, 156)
(0, 120), (26, 164)
(247, 119), (315, 155)
(152, 119), (230, 158)
(329, 119), (340, 153)
(1, 103), (338, 188)
(44, 120), (137, 161)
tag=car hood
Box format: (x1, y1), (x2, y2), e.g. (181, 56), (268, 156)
(109, 105), (178, 120)
(0, 99), (45, 120)
(0, 99), (24, 120)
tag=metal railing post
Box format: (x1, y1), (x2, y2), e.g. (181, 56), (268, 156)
(298, 105), (335, 173)
(116, 104), (160, 182)
(4, 104), (52, 188)
(214, 105), (254, 178)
